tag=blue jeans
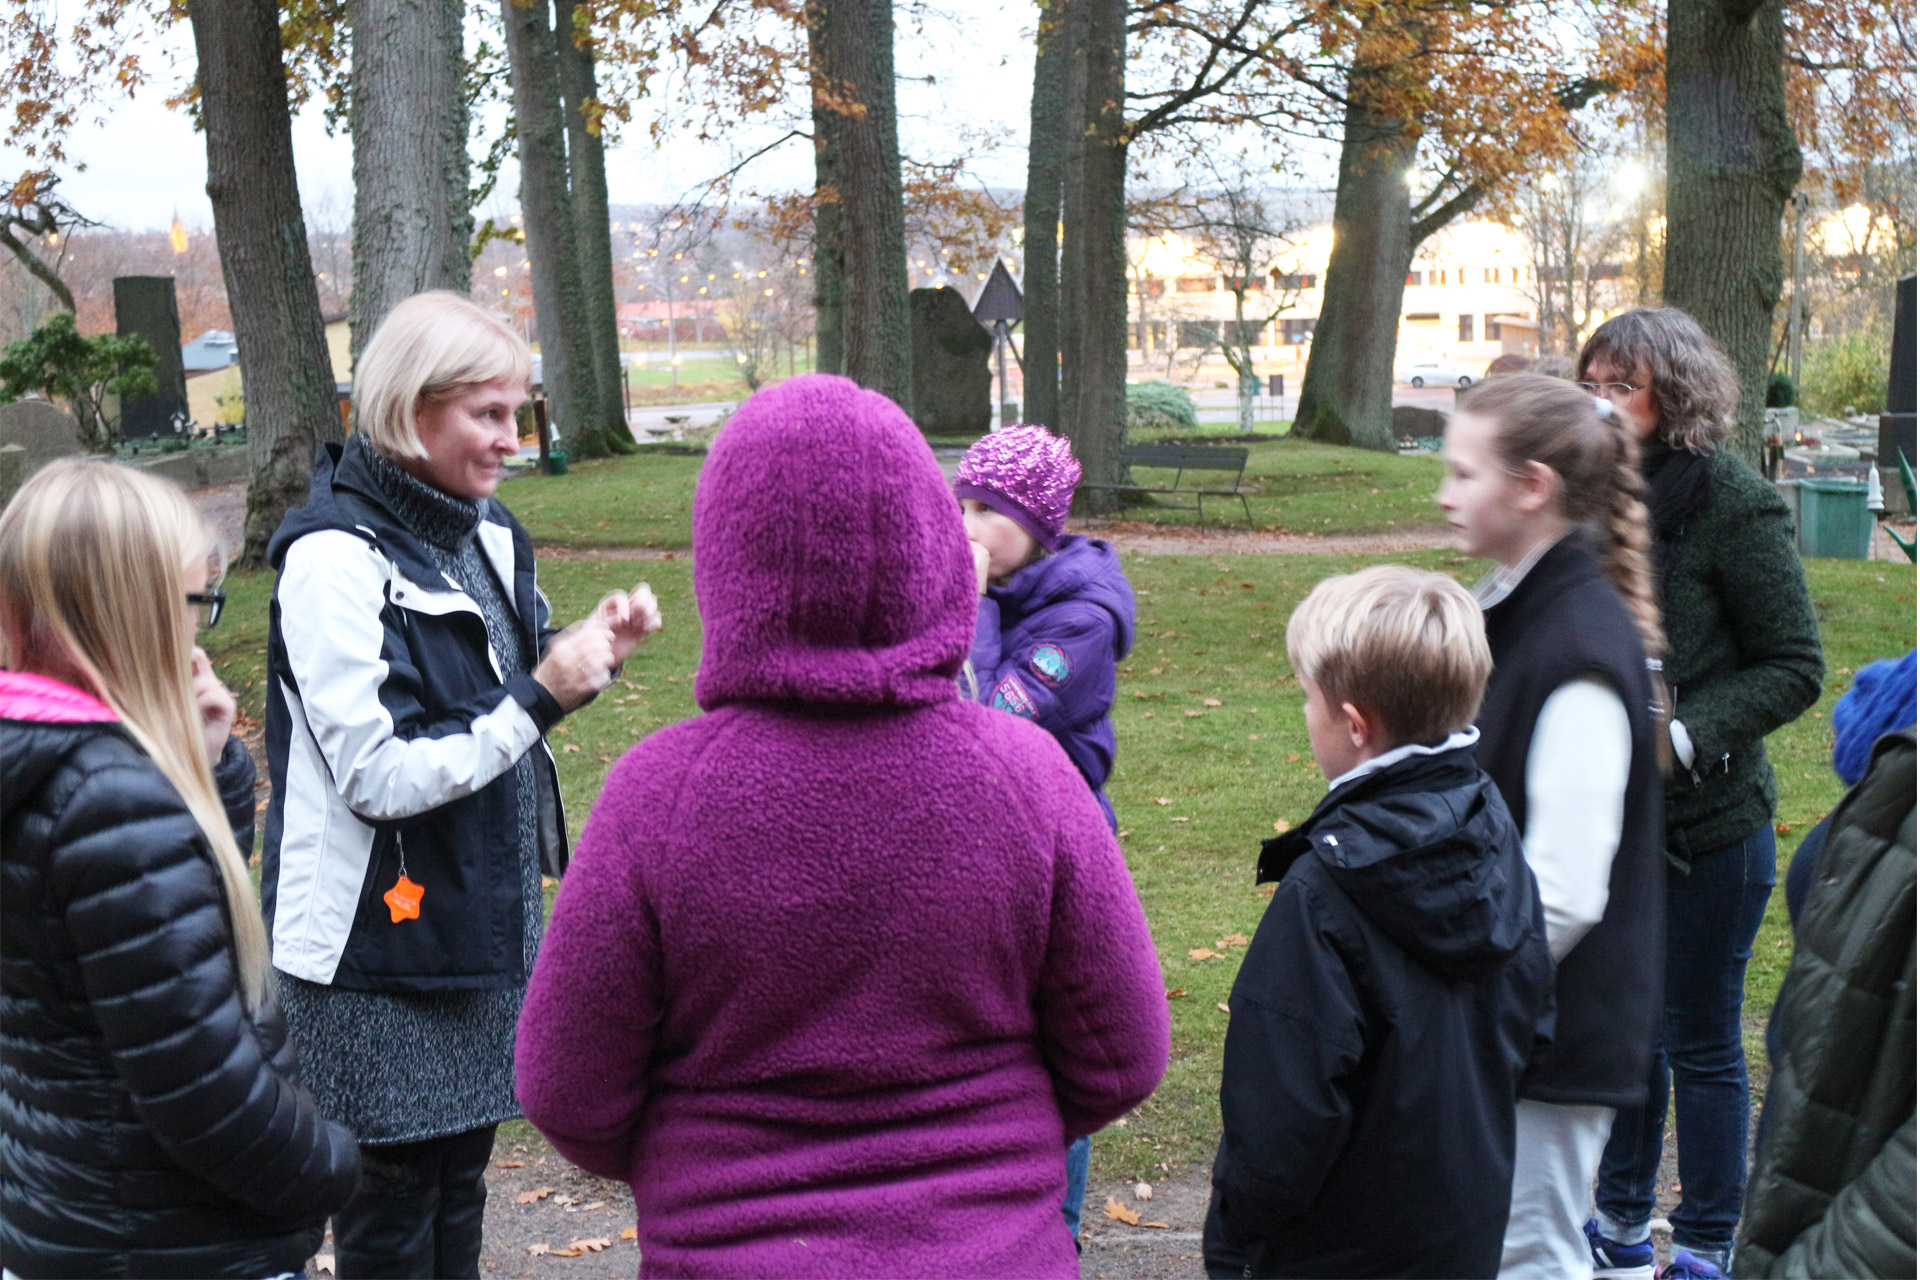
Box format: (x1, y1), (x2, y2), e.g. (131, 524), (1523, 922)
(1595, 823), (1776, 1267)
(1062, 1135), (1091, 1242)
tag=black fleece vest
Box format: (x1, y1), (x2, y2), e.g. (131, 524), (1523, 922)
(1475, 535), (1666, 1107)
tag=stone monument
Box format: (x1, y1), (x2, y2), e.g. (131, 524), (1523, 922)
(0, 398), (84, 504)
(114, 276), (190, 439)
(910, 286), (992, 434)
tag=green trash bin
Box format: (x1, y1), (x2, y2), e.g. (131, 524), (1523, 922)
(547, 447), (569, 476)
(1796, 478), (1872, 559)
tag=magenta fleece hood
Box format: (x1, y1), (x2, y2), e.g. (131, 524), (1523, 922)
(692, 375), (977, 711)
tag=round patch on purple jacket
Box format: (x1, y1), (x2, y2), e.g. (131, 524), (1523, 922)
(1027, 643), (1070, 686)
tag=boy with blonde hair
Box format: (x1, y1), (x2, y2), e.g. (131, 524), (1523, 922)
(1204, 566), (1555, 1279)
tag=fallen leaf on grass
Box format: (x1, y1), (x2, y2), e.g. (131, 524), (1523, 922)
(1117, 828), (1134, 838)
(1203, 698), (1222, 707)
(620, 1227), (638, 1241)
(1287, 753), (1300, 763)
(1152, 797), (1171, 805)
(1142, 711), (1155, 719)
(1248, 733), (1261, 741)
(1184, 709), (1204, 718)
(1272, 819), (1291, 834)
(1216, 1001), (1231, 1013)
(496, 1160), (525, 1169)
(516, 1187), (556, 1204)
(315, 1254), (335, 1275)
(1170, 816), (1190, 823)
(526, 1243), (550, 1256)
(1218, 934), (1250, 948)
(1189, 947), (1225, 960)
(1104, 1196), (1141, 1226)
(1165, 988), (1188, 999)
(1258, 885), (1277, 897)
(562, 743), (581, 753)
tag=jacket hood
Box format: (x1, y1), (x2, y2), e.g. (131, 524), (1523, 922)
(1258, 747), (1535, 981)
(991, 535), (1136, 660)
(1, 671), (121, 824)
(693, 375), (977, 710)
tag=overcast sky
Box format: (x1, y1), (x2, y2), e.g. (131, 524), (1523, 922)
(6, 3), (1041, 233)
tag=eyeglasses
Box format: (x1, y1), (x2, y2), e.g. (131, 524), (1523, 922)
(187, 590), (226, 630)
(1578, 381), (1644, 398)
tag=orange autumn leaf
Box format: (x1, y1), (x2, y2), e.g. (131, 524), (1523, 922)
(1218, 934), (1250, 948)
(1165, 987), (1188, 998)
(526, 1243), (550, 1256)
(1203, 698), (1222, 707)
(1189, 947), (1225, 960)
(1103, 1195), (1141, 1226)
(620, 1227), (638, 1241)
(496, 1160), (525, 1169)
(515, 1186), (555, 1204)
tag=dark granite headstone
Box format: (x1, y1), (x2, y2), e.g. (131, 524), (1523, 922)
(113, 276), (189, 439)
(1392, 404), (1447, 439)
(911, 286), (992, 434)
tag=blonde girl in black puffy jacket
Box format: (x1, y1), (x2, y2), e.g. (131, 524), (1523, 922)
(0, 460), (357, 1278)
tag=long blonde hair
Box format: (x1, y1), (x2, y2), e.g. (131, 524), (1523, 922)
(1456, 374), (1673, 767)
(0, 460), (271, 1012)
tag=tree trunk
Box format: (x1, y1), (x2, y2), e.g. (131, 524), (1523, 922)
(555, 0), (636, 448)
(1020, 0), (1073, 429)
(1663, 0), (1800, 465)
(185, 0), (344, 565)
(348, 0), (472, 366)
(809, 0), (912, 413)
(806, 0), (845, 378)
(1290, 66), (1415, 452)
(500, 0), (611, 457)
(1058, 0), (1126, 505)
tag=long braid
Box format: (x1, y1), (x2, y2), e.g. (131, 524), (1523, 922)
(1599, 420), (1675, 771)
(1457, 373), (1675, 771)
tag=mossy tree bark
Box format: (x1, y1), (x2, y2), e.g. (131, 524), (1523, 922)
(807, 0), (912, 413)
(500, 0), (614, 457)
(1058, 0), (1126, 507)
(347, 0), (472, 367)
(1020, 0), (1074, 430)
(1663, 0), (1801, 466)
(185, 0), (344, 564)
(556, 0), (637, 449)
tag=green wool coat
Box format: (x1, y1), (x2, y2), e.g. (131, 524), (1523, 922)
(1734, 729), (1915, 1278)
(1661, 450), (1825, 868)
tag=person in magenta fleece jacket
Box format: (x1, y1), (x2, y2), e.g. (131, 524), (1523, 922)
(514, 373), (1170, 1278)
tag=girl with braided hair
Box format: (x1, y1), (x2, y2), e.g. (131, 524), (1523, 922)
(1578, 308), (1824, 1280)
(1437, 373), (1669, 1279)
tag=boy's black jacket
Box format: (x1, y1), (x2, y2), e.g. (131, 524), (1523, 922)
(1205, 744), (1554, 1279)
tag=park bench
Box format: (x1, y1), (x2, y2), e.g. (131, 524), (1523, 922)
(1081, 443), (1254, 525)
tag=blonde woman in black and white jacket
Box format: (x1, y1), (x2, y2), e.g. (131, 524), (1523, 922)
(262, 292), (660, 1278)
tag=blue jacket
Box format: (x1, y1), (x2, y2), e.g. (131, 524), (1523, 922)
(968, 535), (1135, 822)
(1204, 742), (1554, 1278)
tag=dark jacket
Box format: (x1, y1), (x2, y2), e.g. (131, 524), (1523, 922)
(262, 440), (568, 992)
(1204, 744), (1554, 1279)
(968, 534), (1135, 821)
(1736, 728), (1915, 1278)
(1476, 535), (1666, 1108)
(1659, 450), (1824, 867)
(0, 672), (359, 1278)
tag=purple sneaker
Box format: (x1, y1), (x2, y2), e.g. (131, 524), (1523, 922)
(1660, 1248), (1730, 1280)
(1585, 1218), (1656, 1279)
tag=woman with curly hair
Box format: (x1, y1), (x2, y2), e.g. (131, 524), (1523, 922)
(1576, 308), (1825, 1280)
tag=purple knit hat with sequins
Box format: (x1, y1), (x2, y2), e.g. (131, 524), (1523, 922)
(953, 424), (1081, 551)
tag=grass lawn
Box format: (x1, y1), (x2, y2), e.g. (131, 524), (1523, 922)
(205, 443), (1915, 1185)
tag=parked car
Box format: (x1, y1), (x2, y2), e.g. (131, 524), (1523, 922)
(1396, 361), (1479, 388)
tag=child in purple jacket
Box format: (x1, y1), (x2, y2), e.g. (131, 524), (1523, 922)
(955, 425), (1139, 1244)
(957, 426), (1136, 831)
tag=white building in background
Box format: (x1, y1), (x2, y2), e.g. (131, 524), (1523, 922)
(1123, 213), (1542, 381)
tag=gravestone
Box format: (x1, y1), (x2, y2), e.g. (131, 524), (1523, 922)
(1392, 404), (1447, 441)
(114, 276), (190, 439)
(0, 399), (84, 505)
(910, 286), (992, 434)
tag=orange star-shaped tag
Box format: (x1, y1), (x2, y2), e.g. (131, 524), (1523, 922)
(383, 874), (424, 923)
